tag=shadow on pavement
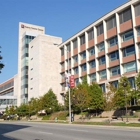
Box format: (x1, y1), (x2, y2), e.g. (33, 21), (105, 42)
(0, 123), (30, 140)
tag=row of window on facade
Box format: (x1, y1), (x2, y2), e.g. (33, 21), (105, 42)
(61, 59), (137, 82)
(61, 74), (136, 93)
(0, 81), (14, 92)
(61, 27), (140, 58)
(0, 99), (17, 105)
(60, 4), (140, 55)
(61, 41), (139, 72)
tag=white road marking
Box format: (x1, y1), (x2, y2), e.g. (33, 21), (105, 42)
(70, 129), (88, 132)
(39, 131), (53, 135)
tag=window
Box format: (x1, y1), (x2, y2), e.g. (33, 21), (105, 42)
(90, 73), (96, 82)
(73, 55), (78, 63)
(81, 51), (86, 60)
(30, 78), (33, 80)
(74, 67), (78, 74)
(31, 58), (33, 60)
(99, 70), (107, 79)
(123, 45), (135, 57)
(137, 27), (140, 36)
(88, 29), (94, 40)
(100, 84), (106, 92)
(109, 51), (119, 61)
(66, 43), (71, 52)
(138, 44), (140, 52)
(106, 16), (116, 30)
(61, 62), (64, 69)
(89, 60), (96, 69)
(124, 61), (136, 73)
(80, 34), (85, 45)
(97, 23), (103, 36)
(111, 81), (118, 88)
(73, 39), (77, 49)
(135, 3), (140, 17)
(99, 56), (105, 65)
(119, 8), (132, 24)
(61, 73), (65, 79)
(75, 78), (79, 86)
(108, 36), (118, 47)
(89, 47), (95, 56)
(31, 68), (33, 71)
(110, 66), (120, 76)
(121, 30), (133, 42)
(61, 48), (64, 56)
(98, 42), (105, 52)
(61, 83), (65, 90)
(81, 63), (87, 72)
(128, 77), (135, 88)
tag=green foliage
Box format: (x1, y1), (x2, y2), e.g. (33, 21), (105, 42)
(114, 75), (131, 108)
(89, 82), (104, 111)
(42, 89), (59, 113)
(104, 83), (117, 111)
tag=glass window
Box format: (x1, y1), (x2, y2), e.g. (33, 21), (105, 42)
(73, 39), (77, 49)
(61, 48), (64, 56)
(98, 42), (105, 52)
(124, 61), (136, 73)
(90, 73), (96, 82)
(75, 78), (79, 86)
(110, 66), (120, 76)
(109, 51), (119, 61)
(137, 27), (140, 36)
(61, 62), (64, 69)
(106, 16), (116, 30)
(108, 36), (118, 47)
(111, 81), (118, 88)
(61, 73), (65, 79)
(80, 34), (85, 45)
(99, 56), (105, 65)
(99, 70), (107, 79)
(88, 29), (94, 40)
(81, 63), (87, 72)
(97, 23), (103, 36)
(138, 44), (140, 52)
(81, 51), (86, 60)
(128, 77), (135, 88)
(135, 3), (140, 17)
(89, 47), (95, 56)
(100, 84), (106, 92)
(73, 55), (78, 63)
(122, 30), (133, 42)
(74, 67), (78, 74)
(123, 45), (135, 57)
(89, 60), (96, 69)
(66, 43), (71, 52)
(119, 8), (132, 24)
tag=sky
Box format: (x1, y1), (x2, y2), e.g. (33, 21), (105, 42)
(0, 0), (128, 83)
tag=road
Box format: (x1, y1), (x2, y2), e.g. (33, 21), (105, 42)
(0, 121), (140, 140)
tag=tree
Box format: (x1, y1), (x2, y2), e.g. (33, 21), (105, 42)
(135, 71), (140, 104)
(104, 83), (117, 111)
(89, 82), (104, 116)
(0, 46), (4, 73)
(43, 89), (59, 114)
(114, 75), (131, 108)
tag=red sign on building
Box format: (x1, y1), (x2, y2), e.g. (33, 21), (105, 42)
(70, 75), (75, 88)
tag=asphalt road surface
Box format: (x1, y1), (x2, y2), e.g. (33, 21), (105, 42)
(0, 121), (140, 140)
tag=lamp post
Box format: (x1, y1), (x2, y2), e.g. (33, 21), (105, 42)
(123, 82), (128, 122)
(67, 49), (72, 123)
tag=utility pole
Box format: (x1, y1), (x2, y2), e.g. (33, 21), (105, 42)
(0, 46), (4, 73)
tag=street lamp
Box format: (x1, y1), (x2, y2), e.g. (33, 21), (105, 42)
(123, 82), (128, 122)
(65, 48), (71, 123)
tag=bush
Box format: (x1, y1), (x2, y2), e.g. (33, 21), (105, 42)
(42, 115), (51, 120)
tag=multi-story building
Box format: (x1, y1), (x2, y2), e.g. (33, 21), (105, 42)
(0, 77), (17, 112)
(0, 0), (140, 109)
(59, 0), (140, 94)
(16, 22), (62, 105)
